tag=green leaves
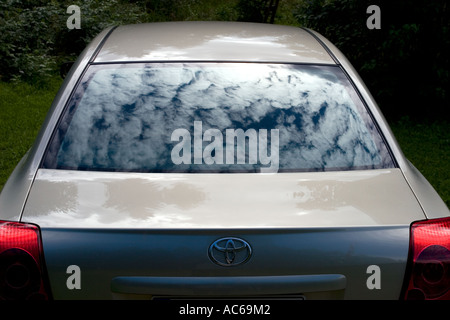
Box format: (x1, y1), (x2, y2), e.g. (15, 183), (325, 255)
(0, 0), (243, 83)
(0, 0), (148, 83)
(295, 0), (448, 121)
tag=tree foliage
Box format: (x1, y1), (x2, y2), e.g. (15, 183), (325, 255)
(236, 0), (280, 23)
(0, 0), (242, 83)
(0, 0), (447, 121)
(295, 0), (449, 121)
(0, 0), (149, 83)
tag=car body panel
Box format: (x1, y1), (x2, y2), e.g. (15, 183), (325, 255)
(94, 22), (334, 64)
(401, 160), (450, 219)
(22, 168), (425, 229)
(40, 225), (409, 300)
(0, 151), (34, 221)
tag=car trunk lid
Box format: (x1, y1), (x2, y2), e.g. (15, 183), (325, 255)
(22, 168), (424, 229)
(20, 168), (425, 299)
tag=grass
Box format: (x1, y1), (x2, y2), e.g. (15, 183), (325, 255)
(0, 78), (448, 209)
(0, 77), (62, 190)
(390, 118), (449, 208)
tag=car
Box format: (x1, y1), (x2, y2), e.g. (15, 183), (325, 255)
(0, 21), (449, 301)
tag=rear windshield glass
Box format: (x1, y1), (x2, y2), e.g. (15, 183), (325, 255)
(43, 63), (394, 173)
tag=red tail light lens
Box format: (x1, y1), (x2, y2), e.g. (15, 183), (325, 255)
(0, 220), (51, 300)
(403, 217), (450, 300)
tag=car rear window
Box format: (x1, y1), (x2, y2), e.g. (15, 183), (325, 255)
(42, 63), (394, 173)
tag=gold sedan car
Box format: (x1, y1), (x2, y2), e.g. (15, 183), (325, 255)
(0, 22), (449, 301)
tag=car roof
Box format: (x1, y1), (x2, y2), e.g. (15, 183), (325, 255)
(94, 21), (335, 64)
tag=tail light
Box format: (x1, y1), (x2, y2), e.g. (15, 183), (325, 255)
(403, 217), (450, 300)
(0, 220), (51, 300)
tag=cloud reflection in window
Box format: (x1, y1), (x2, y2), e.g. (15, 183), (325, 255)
(46, 63), (393, 172)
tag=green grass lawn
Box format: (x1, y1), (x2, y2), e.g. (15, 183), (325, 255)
(0, 78), (62, 190)
(390, 118), (449, 208)
(0, 79), (448, 208)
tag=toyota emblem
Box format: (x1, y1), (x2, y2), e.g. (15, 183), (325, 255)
(208, 237), (252, 267)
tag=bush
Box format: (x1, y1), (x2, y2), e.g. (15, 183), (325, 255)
(295, 0), (449, 122)
(0, 0), (244, 83)
(236, 0), (280, 23)
(0, 1), (62, 83)
(0, 0), (149, 83)
(2, 0), (447, 123)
